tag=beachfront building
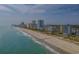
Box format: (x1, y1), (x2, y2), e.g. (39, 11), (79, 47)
(37, 20), (45, 31)
(71, 25), (79, 35)
(26, 24), (29, 28)
(63, 25), (79, 35)
(31, 20), (37, 30)
(44, 25), (64, 35)
(44, 25), (58, 34)
(27, 23), (33, 29)
(44, 25), (54, 33)
(59, 25), (64, 34)
(63, 24), (72, 35)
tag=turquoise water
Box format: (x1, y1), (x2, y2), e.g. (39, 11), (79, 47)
(0, 26), (51, 54)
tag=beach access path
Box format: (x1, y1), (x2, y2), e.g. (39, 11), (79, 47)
(18, 28), (79, 54)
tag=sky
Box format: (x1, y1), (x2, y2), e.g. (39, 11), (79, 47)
(0, 4), (79, 26)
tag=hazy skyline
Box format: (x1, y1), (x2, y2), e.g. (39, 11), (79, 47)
(0, 4), (79, 26)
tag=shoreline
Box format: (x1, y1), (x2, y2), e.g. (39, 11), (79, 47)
(15, 27), (59, 53)
(15, 27), (79, 54)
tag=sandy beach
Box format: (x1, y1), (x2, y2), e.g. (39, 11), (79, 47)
(16, 27), (79, 54)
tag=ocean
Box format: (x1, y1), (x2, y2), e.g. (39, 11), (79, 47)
(0, 26), (52, 54)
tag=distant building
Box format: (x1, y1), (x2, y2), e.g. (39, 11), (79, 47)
(20, 22), (24, 25)
(37, 20), (44, 30)
(19, 22), (27, 28)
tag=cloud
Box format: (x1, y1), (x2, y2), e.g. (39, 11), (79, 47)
(0, 4), (79, 15)
(1, 4), (46, 14)
(0, 5), (12, 12)
(49, 4), (79, 14)
(0, 4), (64, 15)
(0, 4), (78, 25)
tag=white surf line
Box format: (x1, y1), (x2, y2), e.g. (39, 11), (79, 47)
(15, 27), (60, 54)
(22, 31), (60, 54)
